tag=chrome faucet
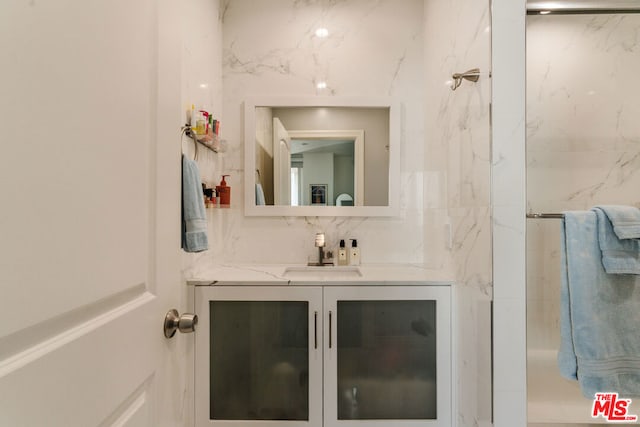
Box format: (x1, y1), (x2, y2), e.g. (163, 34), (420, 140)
(308, 232), (329, 266)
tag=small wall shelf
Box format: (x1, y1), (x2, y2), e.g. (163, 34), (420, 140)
(185, 127), (221, 153)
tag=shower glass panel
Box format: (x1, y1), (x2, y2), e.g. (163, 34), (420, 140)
(526, 9), (640, 425)
(210, 301), (309, 421)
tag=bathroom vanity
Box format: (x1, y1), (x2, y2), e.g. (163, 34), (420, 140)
(190, 265), (453, 427)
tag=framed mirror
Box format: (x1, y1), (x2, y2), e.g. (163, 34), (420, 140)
(244, 96), (400, 217)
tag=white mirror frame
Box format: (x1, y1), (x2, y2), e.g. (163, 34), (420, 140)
(244, 96), (400, 217)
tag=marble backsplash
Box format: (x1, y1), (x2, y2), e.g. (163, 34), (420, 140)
(526, 14), (640, 350)
(184, 0), (427, 266)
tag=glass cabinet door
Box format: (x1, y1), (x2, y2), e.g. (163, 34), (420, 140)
(323, 286), (451, 427)
(195, 286), (323, 427)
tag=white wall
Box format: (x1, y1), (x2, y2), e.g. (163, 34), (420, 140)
(181, 0), (224, 189)
(302, 153), (334, 206)
(180, 2), (224, 424)
(272, 106), (389, 206)
(334, 155), (355, 204)
(492, 0), (527, 426)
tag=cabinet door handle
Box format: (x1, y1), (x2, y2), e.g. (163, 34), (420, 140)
(329, 310), (333, 349)
(314, 311), (318, 349)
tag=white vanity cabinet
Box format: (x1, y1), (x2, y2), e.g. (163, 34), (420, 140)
(194, 284), (451, 427)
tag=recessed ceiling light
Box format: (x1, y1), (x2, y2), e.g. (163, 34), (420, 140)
(539, 10), (551, 14)
(316, 81), (327, 89)
(315, 28), (329, 38)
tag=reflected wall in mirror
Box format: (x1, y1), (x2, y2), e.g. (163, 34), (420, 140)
(258, 107), (384, 207)
(246, 97), (399, 217)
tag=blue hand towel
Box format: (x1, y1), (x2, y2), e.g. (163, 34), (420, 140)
(255, 183), (266, 206)
(558, 211), (640, 397)
(594, 205), (640, 239)
(593, 207), (640, 274)
(181, 155), (208, 252)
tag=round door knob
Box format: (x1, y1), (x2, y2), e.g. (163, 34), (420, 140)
(178, 313), (198, 333)
(164, 309), (198, 338)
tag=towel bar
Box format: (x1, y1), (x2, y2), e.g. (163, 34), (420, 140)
(526, 213), (565, 219)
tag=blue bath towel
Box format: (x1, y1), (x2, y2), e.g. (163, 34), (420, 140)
(594, 205), (640, 239)
(558, 211), (640, 397)
(593, 207), (640, 274)
(181, 155), (208, 252)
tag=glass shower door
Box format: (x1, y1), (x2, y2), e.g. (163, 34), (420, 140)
(526, 7), (640, 424)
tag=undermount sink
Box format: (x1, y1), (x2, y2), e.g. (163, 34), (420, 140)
(282, 265), (363, 278)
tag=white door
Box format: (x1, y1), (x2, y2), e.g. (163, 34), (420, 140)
(0, 1), (185, 426)
(273, 118), (292, 205)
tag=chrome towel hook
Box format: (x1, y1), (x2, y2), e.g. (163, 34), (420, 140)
(181, 125), (199, 160)
(451, 68), (481, 91)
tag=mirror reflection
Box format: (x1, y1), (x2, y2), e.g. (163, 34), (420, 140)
(254, 106), (390, 207)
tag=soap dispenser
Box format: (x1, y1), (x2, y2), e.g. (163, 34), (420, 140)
(216, 175), (231, 207)
(349, 239), (360, 266)
(337, 239), (348, 266)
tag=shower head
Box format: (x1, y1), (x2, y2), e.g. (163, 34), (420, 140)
(451, 68), (482, 91)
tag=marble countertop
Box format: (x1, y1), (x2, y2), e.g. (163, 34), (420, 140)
(185, 263), (454, 286)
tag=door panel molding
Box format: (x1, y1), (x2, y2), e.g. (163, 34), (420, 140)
(98, 377), (154, 427)
(0, 296), (158, 426)
(0, 285), (153, 375)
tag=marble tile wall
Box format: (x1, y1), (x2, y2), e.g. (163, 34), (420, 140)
(189, 0), (426, 266)
(526, 13), (640, 351)
(423, 1), (492, 426)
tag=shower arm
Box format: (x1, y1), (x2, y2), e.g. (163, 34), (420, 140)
(451, 68), (481, 91)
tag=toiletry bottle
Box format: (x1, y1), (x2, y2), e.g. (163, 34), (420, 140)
(338, 239), (348, 266)
(200, 110), (210, 134)
(349, 239), (360, 266)
(195, 110), (206, 135)
(190, 104), (196, 129)
(216, 175), (231, 206)
(204, 188), (213, 208)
